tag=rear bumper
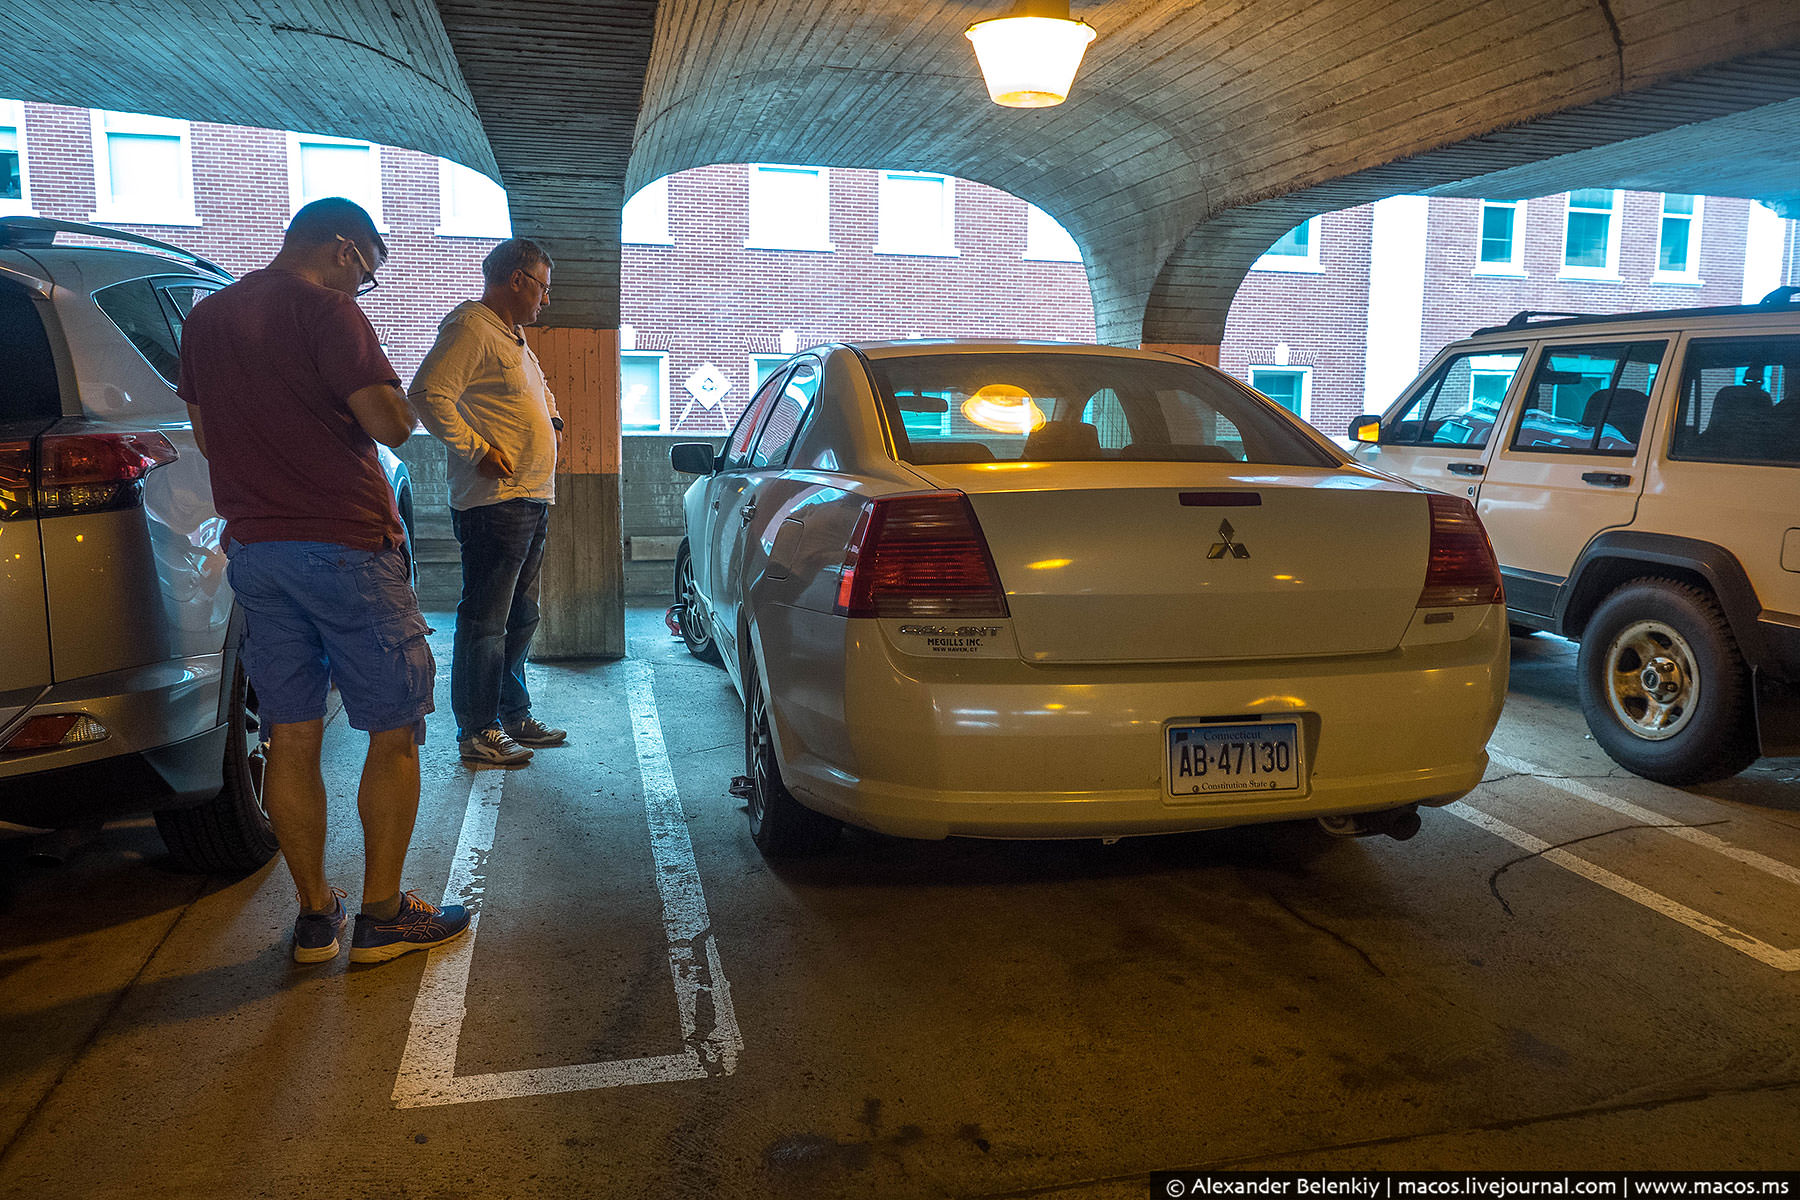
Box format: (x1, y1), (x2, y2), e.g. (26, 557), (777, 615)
(0, 655), (228, 826)
(760, 605), (1508, 840)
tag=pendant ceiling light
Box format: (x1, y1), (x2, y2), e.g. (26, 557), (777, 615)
(965, 0), (1097, 109)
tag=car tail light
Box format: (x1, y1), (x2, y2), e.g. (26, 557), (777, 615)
(834, 491), (1011, 619)
(1417, 493), (1503, 608)
(1, 432), (178, 521)
(1, 713), (110, 752)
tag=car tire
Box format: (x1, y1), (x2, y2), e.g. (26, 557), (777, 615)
(674, 545), (722, 666)
(744, 663), (839, 857)
(154, 656), (279, 874)
(1576, 578), (1759, 785)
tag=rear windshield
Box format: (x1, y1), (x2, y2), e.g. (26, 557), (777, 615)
(0, 285), (60, 421)
(868, 353), (1336, 468)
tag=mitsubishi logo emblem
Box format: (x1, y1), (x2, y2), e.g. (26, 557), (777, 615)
(1208, 519), (1250, 560)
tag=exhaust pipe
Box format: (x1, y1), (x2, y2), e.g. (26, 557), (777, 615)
(1317, 806), (1421, 842)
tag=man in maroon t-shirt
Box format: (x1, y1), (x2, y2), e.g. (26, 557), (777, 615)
(178, 197), (469, 966)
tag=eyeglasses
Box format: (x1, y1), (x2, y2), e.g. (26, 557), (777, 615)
(515, 268), (550, 298)
(336, 235), (380, 297)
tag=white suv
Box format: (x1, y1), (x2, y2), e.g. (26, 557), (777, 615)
(1352, 289), (1800, 784)
(0, 217), (414, 871)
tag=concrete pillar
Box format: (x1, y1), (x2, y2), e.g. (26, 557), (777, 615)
(525, 325), (625, 660)
(1142, 343), (1220, 367)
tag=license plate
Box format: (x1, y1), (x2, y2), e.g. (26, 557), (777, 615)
(1166, 722), (1303, 797)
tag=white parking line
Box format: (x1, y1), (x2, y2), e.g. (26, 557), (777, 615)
(1446, 801), (1800, 972)
(1489, 750), (1800, 887)
(392, 660), (742, 1108)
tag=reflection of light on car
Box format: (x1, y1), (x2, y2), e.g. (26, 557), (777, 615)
(962, 384), (1046, 434)
(1027, 558), (1071, 570)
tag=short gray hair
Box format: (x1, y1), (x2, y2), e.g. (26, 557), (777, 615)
(482, 238), (553, 287)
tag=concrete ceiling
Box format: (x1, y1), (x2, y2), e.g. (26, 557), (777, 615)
(2, 0), (1797, 342)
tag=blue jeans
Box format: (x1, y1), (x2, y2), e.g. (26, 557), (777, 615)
(451, 499), (550, 740)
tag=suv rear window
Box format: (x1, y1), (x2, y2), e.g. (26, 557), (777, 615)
(0, 285), (60, 420)
(871, 353), (1335, 467)
(1669, 336), (1800, 465)
(94, 278), (182, 385)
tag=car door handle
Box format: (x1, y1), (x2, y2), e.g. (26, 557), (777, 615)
(1447, 462), (1484, 476)
(739, 500), (757, 524)
(1582, 471), (1632, 488)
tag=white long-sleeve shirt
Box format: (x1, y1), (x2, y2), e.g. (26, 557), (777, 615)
(408, 300), (560, 510)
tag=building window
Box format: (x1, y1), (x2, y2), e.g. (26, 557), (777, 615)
(876, 171), (956, 256)
(436, 158), (511, 239)
(1655, 194), (1702, 283)
(1023, 203), (1081, 262)
(1251, 217), (1321, 273)
(621, 352), (669, 432)
(623, 175), (672, 245)
(1561, 189), (1621, 278)
(746, 164), (832, 252)
(1474, 200), (1526, 275)
(1, 99), (29, 215)
(751, 355), (789, 390)
(90, 110), (197, 226)
(287, 132), (383, 228)
(1250, 366), (1310, 417)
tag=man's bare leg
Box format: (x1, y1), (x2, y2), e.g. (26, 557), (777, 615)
(263, 719), (331, 910)
(357, 725), (422, 909)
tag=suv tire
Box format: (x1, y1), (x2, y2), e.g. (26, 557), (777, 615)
(154, 657), (279, 873)
(1576, 579), (1758, 785)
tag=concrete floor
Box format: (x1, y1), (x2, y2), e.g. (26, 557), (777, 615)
(2, 608), (1797, 1198)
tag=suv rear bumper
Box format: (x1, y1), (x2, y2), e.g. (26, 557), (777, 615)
(0, 655), (228, 826)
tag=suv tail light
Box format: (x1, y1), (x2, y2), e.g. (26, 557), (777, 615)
(0, 432), (177, 521)
(834, 491), (1010, 619)
(1418, 493), (1503, 608)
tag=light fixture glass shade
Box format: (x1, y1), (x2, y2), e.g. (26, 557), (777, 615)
(965, 15), (1097, 108)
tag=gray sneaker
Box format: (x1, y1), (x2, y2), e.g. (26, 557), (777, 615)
(459, 726), (533, 765)
(504, 714), (567, 747)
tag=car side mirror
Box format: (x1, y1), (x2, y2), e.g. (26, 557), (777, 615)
(1349, 415), (1381, 445)
(670, 442), (719, 475)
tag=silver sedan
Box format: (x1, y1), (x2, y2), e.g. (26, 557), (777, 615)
(670, 342), (1508, 857)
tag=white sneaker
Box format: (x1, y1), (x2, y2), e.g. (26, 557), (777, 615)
(459, 727), (533, 765)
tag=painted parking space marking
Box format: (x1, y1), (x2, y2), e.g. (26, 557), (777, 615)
(1446, 801), (1800, 972)
(1489, 751), (1800, 888)
(392, 660), (742, 1108)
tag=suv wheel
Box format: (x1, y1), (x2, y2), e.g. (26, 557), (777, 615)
(154, 656), (280, 873)
(1576, 579), (1758, 784)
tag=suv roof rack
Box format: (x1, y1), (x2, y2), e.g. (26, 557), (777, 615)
(1471, 288), (1799, 338)
(0, 215), (231, 280)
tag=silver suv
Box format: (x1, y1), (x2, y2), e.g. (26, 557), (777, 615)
(1352, 289), (1800, 784)
(0, 217), (413, 871)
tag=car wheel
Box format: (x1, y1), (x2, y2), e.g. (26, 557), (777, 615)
(744, 663), (839, 857)
(154, 655), (280, 873)
(1576, 578), (1758, 784)
(674, 545), (722, 666)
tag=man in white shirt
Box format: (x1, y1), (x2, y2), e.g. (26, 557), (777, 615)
(409, 238), (567, 765)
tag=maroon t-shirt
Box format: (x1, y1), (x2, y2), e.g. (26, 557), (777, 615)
(177, 268), (403, 550)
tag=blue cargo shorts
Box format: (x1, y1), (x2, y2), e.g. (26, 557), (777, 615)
(225, 540), (436, 742)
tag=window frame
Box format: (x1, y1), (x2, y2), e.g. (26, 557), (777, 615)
(1654, 193), (1704, 286)
(1560, 189), (1623, 281)
(1505, 339), (1668, 457)
(744, 164), (834, 253)
(875, 171), (957, 257)
(1248, 365), (1311, 420)
(0, 99), (32, 216)
(1251, 216), (1322, 274)
(749, 354), (790, 392)
(286, 131), (385, 230)
(89, 110), (199, 227)
(620, 350), (671, 434)
(622, 175), (673, 246)
(1473, 199), (1526, 276)
(435, 157), (511, 239)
